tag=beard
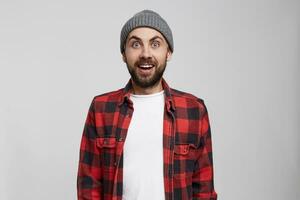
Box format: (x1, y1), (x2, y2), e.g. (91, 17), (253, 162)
(126, 57), (167, 88)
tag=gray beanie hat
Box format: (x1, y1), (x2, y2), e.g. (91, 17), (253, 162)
(120, 9), (173, 53)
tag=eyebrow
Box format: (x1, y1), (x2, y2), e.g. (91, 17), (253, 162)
(127, 35), (164, 43)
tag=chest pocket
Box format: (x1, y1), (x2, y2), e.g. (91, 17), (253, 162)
(174, 144), (190, 155)
(97, 137), (117, 148)
(173, 143), (198, 178)
(96, 137), (117, 172)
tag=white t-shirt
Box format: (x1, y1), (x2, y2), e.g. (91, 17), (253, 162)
(122, 90), (165, 200)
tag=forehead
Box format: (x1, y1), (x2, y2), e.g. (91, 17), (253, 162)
(126, 27), (166, 42)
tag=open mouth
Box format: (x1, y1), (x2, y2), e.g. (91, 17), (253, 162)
(138, 64), (155, 70)
(137, 63), (155, 76)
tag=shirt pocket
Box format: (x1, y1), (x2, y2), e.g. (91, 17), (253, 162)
(97, 137), (117, 148)
(96, 137), (117, 173)
(173, 143), (197, 179)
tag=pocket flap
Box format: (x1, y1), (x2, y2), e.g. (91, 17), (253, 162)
(96, 137), (116, 148)
(174, 144), (190, 155)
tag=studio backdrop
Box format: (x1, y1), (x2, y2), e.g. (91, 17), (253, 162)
(0, 0), (299, 199)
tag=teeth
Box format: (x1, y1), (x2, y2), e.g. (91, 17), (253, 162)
(139, 64), (153, 68)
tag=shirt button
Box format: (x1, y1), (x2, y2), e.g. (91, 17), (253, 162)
(184, 147), (188, 153)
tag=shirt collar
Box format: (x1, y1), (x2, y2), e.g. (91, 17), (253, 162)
(118, 77), (175, 112)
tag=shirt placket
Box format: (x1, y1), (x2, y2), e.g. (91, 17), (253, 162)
(163, 97), (176, 200)
(112, 101), (134, 200)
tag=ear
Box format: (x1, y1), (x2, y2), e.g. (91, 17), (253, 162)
(166, 50), (172, 61)
(122, 53), (127, 63)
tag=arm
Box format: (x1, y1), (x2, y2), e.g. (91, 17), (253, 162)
(193, 100), (218, 200)
(77, 98), (102, 199)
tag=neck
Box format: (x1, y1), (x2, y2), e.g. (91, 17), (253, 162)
(130, 79), (163, 95)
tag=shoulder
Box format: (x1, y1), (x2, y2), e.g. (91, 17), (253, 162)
(88, 88), (124, 112)
(93, 88), (123, 102)
(170, 88), (207, 112)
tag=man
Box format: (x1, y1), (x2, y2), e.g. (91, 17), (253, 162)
(77, 10), (217, 200)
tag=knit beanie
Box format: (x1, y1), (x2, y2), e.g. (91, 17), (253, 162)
(120, 10), (174, 53)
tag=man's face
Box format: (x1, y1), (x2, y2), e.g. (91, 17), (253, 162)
(122, 27), (172, 88)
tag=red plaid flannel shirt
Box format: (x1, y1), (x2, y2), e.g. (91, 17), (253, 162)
(77, 78), (217, 200)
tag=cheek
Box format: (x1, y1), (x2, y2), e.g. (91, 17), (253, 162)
(154, 50), (169, 61)
(156, 54), (168, 63)
(126, 57), (137, 65)
(125, 51), (139, 63)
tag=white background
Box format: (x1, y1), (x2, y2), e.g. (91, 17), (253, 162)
(0, 0), (299, 199)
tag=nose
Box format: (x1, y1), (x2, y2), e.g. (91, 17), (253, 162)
(140, 46), (152, 59)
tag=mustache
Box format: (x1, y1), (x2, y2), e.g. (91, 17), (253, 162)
(135, 58), (157, 66)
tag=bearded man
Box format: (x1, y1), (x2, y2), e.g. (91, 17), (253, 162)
(77, 9), (217, 200)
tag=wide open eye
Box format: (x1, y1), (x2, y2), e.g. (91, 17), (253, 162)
(151, 41), (160, 48)
(132, 41), (141, 48)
